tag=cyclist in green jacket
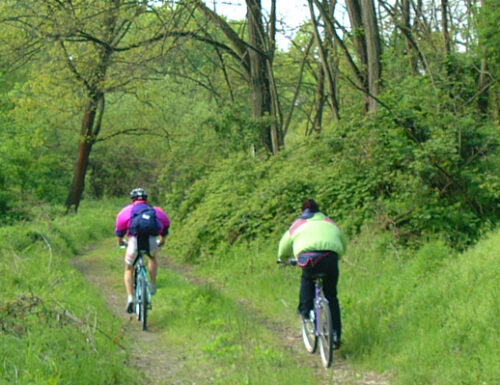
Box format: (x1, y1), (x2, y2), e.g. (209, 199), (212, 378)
(277, 199), (347, 348)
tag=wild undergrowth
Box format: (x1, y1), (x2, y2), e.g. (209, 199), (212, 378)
(0, 199), (137, 385)
(165, 222), (499, 385)
(163, 142), (499, 384)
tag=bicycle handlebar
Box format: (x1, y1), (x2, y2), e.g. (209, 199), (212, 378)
(276, 258), (297, 266)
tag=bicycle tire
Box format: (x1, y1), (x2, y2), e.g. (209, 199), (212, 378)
(317, 298), (333, 368)
(139, 274), (148, 330)
(301, 312), (317, 353)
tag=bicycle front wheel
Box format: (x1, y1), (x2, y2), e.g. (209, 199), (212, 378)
(317, 298), (333, 368)
(301, 312), (317, 353)
(139, 274), (148, 331)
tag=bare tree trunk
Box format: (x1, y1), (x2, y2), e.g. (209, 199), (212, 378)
(65, 93), (104, 211)
(346, 0), (370, 112)
(313, 64), (325, 133)
(402, 0), (418, 74)
(441, 0), (451, 55)
(361, 0), (382, 112)
(246, 0), (275, 152)
(283, 36), (314, 137)
(196, 0), (281, 153)
(308, 0), (340, 120)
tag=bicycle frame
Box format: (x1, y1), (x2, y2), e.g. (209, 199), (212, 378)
(133, 250), (152, 330)
(280, 258), (334, 368)
(313, 277), (326, 331)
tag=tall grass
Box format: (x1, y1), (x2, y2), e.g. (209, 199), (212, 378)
(2, 196), (498, 384)
(166, 224), (500, 384)
(338, 229), (500, 384)
(0, 199), (137, 385)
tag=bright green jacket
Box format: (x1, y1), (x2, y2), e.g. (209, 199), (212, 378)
(278, 212), (347, 259)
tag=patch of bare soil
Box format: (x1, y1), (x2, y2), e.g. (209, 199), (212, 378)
(72, 253), (391, 385)
(71, 254), (187, 385)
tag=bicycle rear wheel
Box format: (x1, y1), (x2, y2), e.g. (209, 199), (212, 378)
(139, 274), (148, 330)
(301, 311), (317, 353)
(317, 298), (333, 368)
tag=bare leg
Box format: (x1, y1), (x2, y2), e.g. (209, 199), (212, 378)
(148, 256), (157, 285)
(124, 264), (134, 296)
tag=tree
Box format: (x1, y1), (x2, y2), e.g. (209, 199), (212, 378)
(360, 0), (382, 112)
(312, 0), (381, 113)
(192, 0), (282, 153)
(1, 0), (186, 211)
(308, 0), (340, 121)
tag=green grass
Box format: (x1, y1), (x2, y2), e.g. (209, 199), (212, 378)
(98, 239), (321, 385)
(0, 199), (137, 385)
(167, 227), (500, 385)
(336, 229), (500, 384)
(153, 269), (316, 384)
(2, 199), (499, 384)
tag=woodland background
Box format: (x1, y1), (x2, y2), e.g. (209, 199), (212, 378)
(1, 1), (499, 384)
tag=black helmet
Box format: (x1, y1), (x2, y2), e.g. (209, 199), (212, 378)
(130, 187), (148, 201)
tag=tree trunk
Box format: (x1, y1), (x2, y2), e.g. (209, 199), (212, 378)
(361, 0), (382, 112)
(346, 0), (370, 112)
(313, 64), (325, 133)
(246, 0), (276, 153)
(441, 0), (451, 55)
(402, 0), (418, 74)
(65, 93), (103, 211)
(477, 0), (489, 116)
(196, 0), (281, 153)
(308, 0), (340, 120)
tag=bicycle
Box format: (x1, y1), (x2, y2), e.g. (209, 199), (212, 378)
(278, 258), (337, 368)
(120, 239), (153, 331)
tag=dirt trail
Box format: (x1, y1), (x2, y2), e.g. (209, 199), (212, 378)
(72, 249), (390, 385)
(71, 253), (189, 385)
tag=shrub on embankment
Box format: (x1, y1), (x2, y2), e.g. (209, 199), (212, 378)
(0, 200), (137, 385)
(164, 113), (499, 263)
(163, 143), (499, 385)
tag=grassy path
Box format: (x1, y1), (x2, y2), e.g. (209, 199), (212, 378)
(71, 238), (390, 385)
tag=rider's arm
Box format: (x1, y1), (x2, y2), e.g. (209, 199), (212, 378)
(115, 205), (132, 238)
(277, 230), (293, 262)
(154, 206), (170, 240)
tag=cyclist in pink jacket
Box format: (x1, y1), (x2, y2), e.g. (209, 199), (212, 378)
(115, 187), (170, 313)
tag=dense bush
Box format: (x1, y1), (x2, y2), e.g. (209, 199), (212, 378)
(166, 98), (499, 262)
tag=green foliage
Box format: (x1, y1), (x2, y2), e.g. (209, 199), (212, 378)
(478, 0), (500, 69)
(0, 200), (135, 385)
(167, 92), (498, 263)
(341, 228), (500, 384)
(0, 68), (77, 222)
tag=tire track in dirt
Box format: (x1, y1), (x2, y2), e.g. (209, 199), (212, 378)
(71, 252), (190, 385)
(160, 256), (391, 385)
(72, 246), (390, 385)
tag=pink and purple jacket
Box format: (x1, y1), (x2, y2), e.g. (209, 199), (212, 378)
(115, 200), (170, 237)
